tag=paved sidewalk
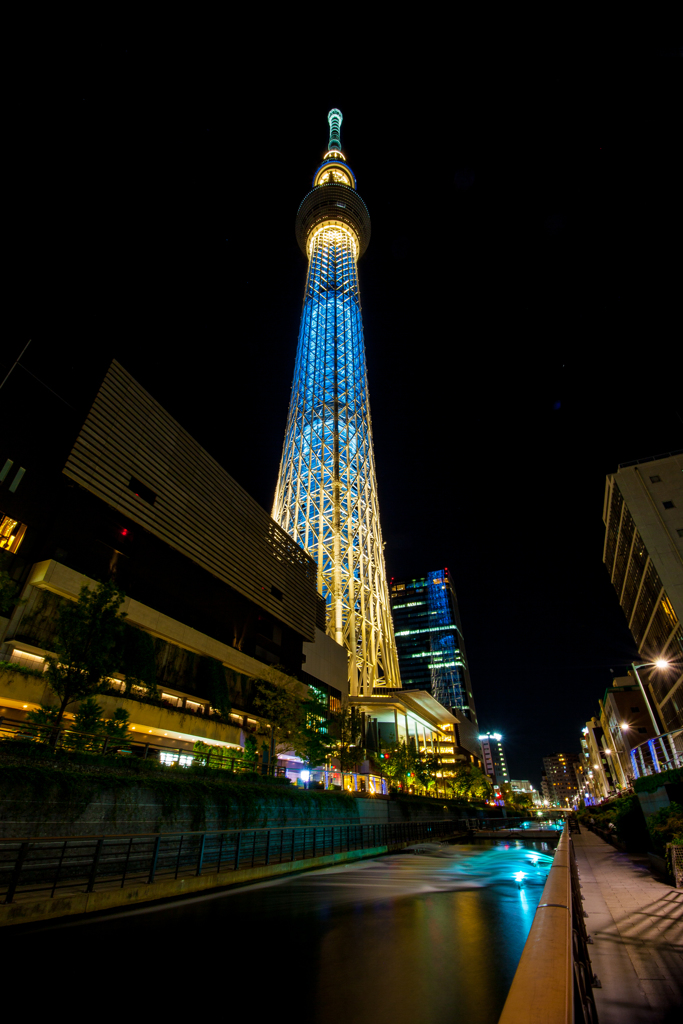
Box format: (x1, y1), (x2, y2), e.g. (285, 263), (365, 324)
(572, 830), (683, 1023)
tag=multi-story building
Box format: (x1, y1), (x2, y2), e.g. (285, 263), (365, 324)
(480, 732), (509, 787)
(390, 569), (478, 724)
(598, 675), (658, 789)
(583, 717), (614, 801)
(602, 452), (683, 732)
(0, 358), (344, 767)
(389, 568), (481, 765)
(511, 779), (541, 805)
(541, 775), (551, 805)
(542, 753), (581, 807)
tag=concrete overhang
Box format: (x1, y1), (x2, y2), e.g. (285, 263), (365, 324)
(349, 689), (458, 733)
(26, 559), (308, 697)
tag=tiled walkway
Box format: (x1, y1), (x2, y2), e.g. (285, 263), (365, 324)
(572, 830), (683, 1023)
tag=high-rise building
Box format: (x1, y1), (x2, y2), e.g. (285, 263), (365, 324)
(602, 451), (683, 731)
(390, 569), (478, 725)
(480, 732), (509, 787)
(598, 675), (658, 789)
(272, 110), (399, 697)
(542, 753), (581, 807)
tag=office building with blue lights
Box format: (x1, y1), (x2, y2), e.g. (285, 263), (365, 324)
(390, 569), (482, 763)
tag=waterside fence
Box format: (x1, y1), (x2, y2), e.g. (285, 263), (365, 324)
(1, 818), (469, 908)
(499, 826), (599, 1024)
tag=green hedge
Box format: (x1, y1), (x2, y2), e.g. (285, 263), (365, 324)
(634, 767), (683, 794)
(582, 794), (650, 851)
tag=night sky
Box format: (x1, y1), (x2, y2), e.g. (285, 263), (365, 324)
(9, 41), (682, 787)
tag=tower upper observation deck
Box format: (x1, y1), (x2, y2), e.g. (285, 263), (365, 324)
(295, 109), (371, 258)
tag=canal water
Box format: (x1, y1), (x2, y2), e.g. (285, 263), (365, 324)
(13, 838), (554, 1023)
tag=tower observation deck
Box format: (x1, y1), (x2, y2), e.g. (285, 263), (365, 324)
(273, 109), (400, 696)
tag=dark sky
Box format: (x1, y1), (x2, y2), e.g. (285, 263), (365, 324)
(9, 41), (682, 786)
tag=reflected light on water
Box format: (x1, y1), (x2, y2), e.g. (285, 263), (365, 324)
(15, 839), (555, 1024)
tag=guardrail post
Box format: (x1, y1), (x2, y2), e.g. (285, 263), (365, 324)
(265, 830), (271, 866)
(234, 832), (242, 871)
(4, 841), (30, 904)
(148, 836), (161, 883)
(86, 838), (104, 893)
(196, 833), (207, 876)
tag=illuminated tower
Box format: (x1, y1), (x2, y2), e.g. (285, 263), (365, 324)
(273, 109), (400, 696)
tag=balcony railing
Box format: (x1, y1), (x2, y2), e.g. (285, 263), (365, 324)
(629, 727), (683, 779)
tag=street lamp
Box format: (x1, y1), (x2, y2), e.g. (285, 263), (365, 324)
(631, 659), (669, 737)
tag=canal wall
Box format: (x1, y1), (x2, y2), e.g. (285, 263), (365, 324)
(0, 763), (497, 837)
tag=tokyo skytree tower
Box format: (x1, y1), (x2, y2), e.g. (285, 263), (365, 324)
(272, 109), (400, 696)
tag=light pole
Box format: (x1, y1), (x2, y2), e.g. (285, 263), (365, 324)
(630, 659), (669, 737)
(630, 659), (680, 772)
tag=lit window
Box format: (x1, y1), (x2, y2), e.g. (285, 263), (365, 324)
(160, 751), (194, 767)
(0, 514), (27, 554)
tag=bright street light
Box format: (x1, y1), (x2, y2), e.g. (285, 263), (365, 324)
(631, 660), (669, 736)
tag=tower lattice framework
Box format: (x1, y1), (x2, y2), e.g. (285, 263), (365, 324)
(273, 109), (400, 696)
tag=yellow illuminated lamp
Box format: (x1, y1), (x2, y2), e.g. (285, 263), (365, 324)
(654, 658), (669, 669)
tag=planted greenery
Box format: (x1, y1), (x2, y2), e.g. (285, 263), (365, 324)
(646, 801), (683, 855)
(42, 579), (127, 731)
(633, 767), (683, 793)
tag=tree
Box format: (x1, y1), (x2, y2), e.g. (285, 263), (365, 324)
(254, 680), (304, 768)
(329, 704), (365, 773)
(444, 765), (493, 803)
(293, 694), (331, 771)
(44, 579), (127, 732)
(500, 782), (532, 812)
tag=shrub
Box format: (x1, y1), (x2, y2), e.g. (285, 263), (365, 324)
(647, 801), (683, 855)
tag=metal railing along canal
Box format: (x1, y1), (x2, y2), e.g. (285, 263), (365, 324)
(1, 819), (463, 906)
(499, 826), (599, 1024)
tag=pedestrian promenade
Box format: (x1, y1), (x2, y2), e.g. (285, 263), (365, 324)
(572, 830), (683, 1023)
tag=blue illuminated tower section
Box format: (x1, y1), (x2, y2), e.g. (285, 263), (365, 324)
(273, 110), (400, 696)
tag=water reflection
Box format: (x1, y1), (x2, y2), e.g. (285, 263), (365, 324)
(16, 840), (554, 1024)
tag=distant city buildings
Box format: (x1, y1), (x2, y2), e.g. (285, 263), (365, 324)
(582, 717), (611, 801)
(480, 732), (509, 788)
(603, 451), (683, 733)
(511, 779), (542, 805)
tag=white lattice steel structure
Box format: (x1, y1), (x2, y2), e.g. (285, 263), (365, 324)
(273, 110), (400, 696)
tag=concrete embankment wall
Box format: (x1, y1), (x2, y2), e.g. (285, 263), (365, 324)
(0, 765), (497, 837)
